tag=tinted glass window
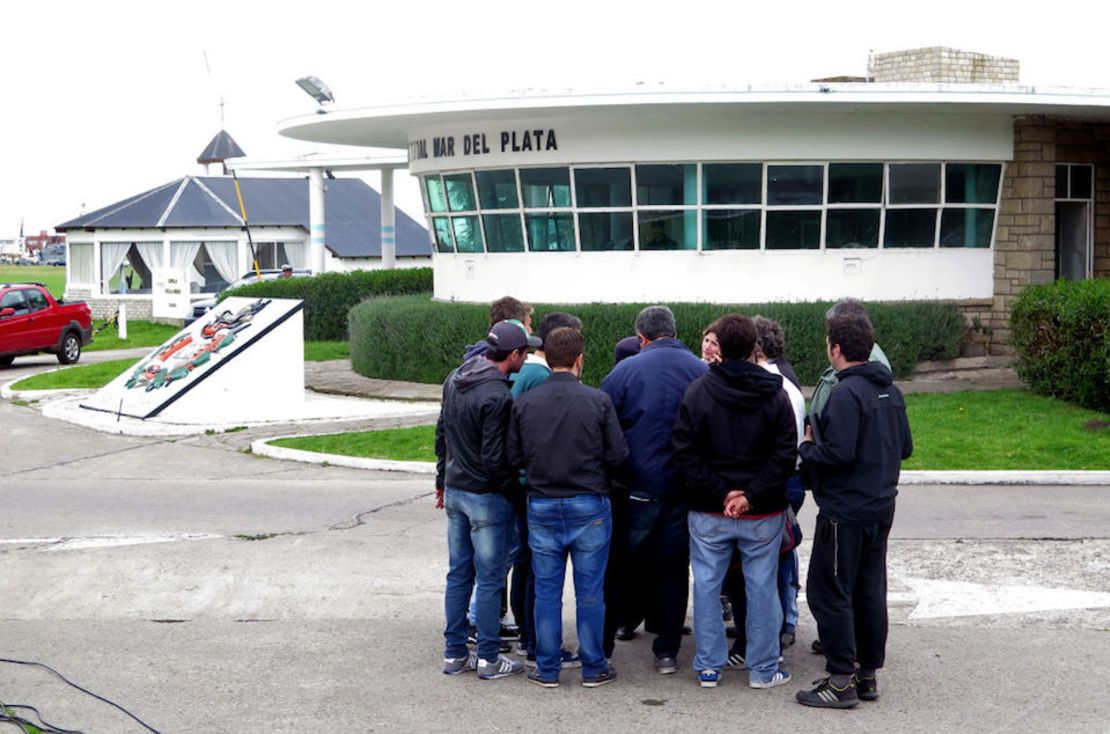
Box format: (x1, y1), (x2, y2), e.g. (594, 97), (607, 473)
(444, 174), (477, 212)
(765, 211), (821, 249)
(520, 168), (572, 208)
(425, 177), (448, 213)
(703, 210), (760, 250)
(23, 289), (48, 312)
(826, 209), (880, 248)
(574, 168), (631, 208)
(432, 217), (453, 253)
(636, 164), (696, 206)
(579, 212), (634, 251)
(829, 163), (883, 203)
(1055, 165), (1069, 199)
(1, 290), (27, 313)
(703, 164), (762, 205)
(483, 214), (525, 253)
(475, 170), (518, 209)
(940, 209), (995, 248)
(767, 165), (823, 205)
(1071, 165), (1093, 199)
(945, 164), (1001, 204)
(884, 209), (937, 248)
(889, 164), (940, 204)
(451, 216), (482, 252)
(525, 213), (575, 251)
(638, 210), (696, 250)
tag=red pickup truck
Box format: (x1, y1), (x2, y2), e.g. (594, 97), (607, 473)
(0, 283), (93, 366)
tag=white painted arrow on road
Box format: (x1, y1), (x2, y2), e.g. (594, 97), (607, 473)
(901, 577), (1110, 620)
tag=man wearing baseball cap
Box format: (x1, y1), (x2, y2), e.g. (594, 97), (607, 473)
(437, 320), (540, 680)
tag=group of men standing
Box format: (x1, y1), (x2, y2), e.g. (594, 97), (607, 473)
(434, 297), (912, 708)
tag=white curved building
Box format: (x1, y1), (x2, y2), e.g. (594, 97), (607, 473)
(279, 48), (1110, 349)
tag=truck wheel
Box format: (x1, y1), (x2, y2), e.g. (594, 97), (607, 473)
(0, 356), (13, 367)
(58, 332), (82, 364)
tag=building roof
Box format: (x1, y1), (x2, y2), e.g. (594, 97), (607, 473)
(56, 176), (431, 258)
(197, 130), (246, 164)
(278, 83), (1110, 148)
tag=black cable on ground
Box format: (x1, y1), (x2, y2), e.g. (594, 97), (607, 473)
(2, 702), (85, 734)
(0, 659), (162, 734)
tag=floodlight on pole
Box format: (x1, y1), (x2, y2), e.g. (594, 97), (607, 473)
(295, 76), (334, 113)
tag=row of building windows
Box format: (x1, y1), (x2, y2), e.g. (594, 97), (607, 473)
(421, 162), (1003, 253)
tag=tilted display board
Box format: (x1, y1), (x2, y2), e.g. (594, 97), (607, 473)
(81, 297), (304, 422)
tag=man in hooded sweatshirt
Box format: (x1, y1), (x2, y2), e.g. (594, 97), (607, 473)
(672, 314), (797, 690)
(795, 312), (913, 709)
(436, 320), (540, 680)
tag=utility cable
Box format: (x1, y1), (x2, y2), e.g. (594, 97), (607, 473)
(0, 659), (162, 734)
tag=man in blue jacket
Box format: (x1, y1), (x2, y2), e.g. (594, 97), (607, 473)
(796, 312), (913, 709)
(600, 305), (708, 673)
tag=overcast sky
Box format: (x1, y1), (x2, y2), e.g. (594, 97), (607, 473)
(3, 0), (1108, 238)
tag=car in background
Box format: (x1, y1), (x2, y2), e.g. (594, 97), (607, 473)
(0, 283), (93, 366)
(186, 268), (311, 324)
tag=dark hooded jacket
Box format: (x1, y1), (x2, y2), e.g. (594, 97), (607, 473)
(672, 359), (798, 515)
(435, 355), (516, 497)
(799, 361), (913, 524)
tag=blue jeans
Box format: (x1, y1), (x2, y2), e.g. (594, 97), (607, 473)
(444, 488), (514, 662)
(528, 494), (612, 680)
(689, 511), (785, 683)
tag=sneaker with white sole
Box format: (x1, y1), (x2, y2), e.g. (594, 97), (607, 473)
(726, 652), (746, 670)
(582, 666), (618, 688)
(527, 670), (559, 688)
(698, 669), (721, 688)
(653, 655), (678, 675)
(750, 669), (792, 689)
(442, 650), (478, 675)
(477, 654), (525, 680)
(796, 676), (859, 708)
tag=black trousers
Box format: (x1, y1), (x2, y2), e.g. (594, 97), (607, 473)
(805, 508), (894, 676)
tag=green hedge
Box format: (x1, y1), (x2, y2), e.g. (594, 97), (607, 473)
(220, 268), (432, 340)
(1010, 278), (1110, 411)
(350, 295), (964, 387)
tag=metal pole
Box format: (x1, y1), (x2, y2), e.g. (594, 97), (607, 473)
(308, 168), (327, 274)
(380, 168), (396, 269)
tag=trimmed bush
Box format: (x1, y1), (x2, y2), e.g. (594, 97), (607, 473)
(1010, 278), (1110, 411)
(349, 296), (963, 387)
(220, 268), (432, 340)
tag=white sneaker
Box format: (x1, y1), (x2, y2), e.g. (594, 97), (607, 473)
(477, 653), (525, 680)
(750, 669), (791, 689)
(442, 650), (478, 675)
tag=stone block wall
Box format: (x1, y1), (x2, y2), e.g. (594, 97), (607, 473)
(870, 47), (1019, 84)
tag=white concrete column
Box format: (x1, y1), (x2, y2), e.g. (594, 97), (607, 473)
(308, 168), (327, 274)
(380, 168), (396, 270)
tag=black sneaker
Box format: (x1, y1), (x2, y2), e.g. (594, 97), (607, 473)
(796, 677), (859, 709)
(780, 629), (796, 648)
(855, 672), (879, 701)
(582, 666), (618, 688)
(810, 639), (824, 655)
(467, 626), (511, 653)
(527, 670), (559, 688)
(499, 622), (520, 640)
(615, 626), (637, 641)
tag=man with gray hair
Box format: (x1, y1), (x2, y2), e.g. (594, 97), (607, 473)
(600, 305), (708, 674)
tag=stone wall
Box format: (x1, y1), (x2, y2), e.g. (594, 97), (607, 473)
(870, 47), (1019, 84)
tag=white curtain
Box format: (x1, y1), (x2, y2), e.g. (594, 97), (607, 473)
(170, 241), (203, 292)
(282, 241), (307, 270)
(69, 243), (94, 285)
(100, 242), (131, 293)
(134, 241), (165, 270)
(204, 241), (239, 284)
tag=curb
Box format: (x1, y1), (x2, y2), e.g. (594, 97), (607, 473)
(252, 434), (437, 475)
(250, 437), (1110, 485)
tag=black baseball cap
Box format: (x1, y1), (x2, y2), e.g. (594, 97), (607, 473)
(486, 319), (541, 351)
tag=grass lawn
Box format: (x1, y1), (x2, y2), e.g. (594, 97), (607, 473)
(0, 264), (65, 297)
(268, 389), (1110, 471)
(11, 358), (137, 390)
(272, 426), (437, 461)
(85, 320), (180, 352)
(304, 340), (349, 361)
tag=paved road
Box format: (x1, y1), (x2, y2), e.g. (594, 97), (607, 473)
(1, 397), (1108, 733)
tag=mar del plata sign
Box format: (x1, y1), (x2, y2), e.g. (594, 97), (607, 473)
(408, 128), (558, 163)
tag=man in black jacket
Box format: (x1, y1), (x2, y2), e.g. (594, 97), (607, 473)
(796, 312), (913, 709)
(436, 320), (539, 680)
(507, 327), (629, 688)
(672, 314), (797, 690)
